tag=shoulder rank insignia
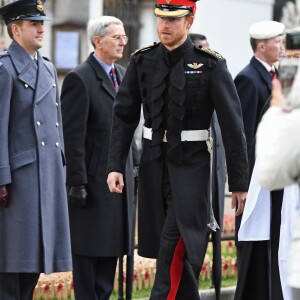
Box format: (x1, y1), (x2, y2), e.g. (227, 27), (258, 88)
(134, 42), (160, 55)
(187, 62), (203, 69)
(42, 56), (51, 62)
(198, 47), (223, 60)
(0, 51), (10, 60)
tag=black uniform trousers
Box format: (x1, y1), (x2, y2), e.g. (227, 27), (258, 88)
(72, 254), (118, 300)
(269, 190), (284, 300)
(150, 157), (201, 300)
(0, 272), (39, 300)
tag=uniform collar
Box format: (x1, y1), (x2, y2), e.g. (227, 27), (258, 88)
(8, 40), (35, 73)
(161, 36), (194, 65)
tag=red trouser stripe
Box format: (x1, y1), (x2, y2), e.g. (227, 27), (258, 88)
(167, 237), (186, 300)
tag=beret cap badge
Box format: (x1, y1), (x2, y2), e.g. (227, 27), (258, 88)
(36, 0), (44, 12)
(0, 0), (49, 25)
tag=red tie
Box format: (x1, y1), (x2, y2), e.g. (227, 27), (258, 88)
(270, 67), (277, 79)
(110, 68), (119, 91)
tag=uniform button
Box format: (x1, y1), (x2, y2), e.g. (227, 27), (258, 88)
(36, 121), (41, 126)
(56, 122), (59, 127)
(41, 141), (45, 146)
(24, 84), (29, 88)
(55, 102), (59, 107)
(55, 142), (60, 148)
(53, 83), (56, 87)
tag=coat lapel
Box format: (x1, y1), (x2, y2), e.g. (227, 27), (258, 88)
(34, 54), (56, 104)
(8, 41), (38, 90)
(87, 53), (116, 99)
(250, 57), (272, 92)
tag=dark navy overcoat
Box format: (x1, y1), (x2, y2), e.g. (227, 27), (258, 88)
(234, 56), (273, 159)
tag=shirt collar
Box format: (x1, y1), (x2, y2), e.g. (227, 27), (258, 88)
(31, 52), (38, 60)
(255, 56), (274, 72)
(93, 53), (114, 76)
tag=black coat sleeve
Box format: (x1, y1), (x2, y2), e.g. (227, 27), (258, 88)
(61, 72), (89, 185)
(107, 56), (142, 174)
(210, 59), (249, 192)
(234, 73), (258, 161)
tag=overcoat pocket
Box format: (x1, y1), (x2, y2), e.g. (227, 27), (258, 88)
(10, 147), (36, 171)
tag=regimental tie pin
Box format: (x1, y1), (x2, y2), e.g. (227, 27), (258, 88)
(185, 62), (204, 74)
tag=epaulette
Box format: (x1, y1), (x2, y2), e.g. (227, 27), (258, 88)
(134, 42), (160, 55)
(196, 46), (223, 60)
(0, 51), (9, 67)
(42, 56), (51, 62)
(0, 51), (10, 59)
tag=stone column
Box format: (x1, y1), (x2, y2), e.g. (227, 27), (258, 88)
(89, 0), (103, 20)
(88, 0), (103, 52)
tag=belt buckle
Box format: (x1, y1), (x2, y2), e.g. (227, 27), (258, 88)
(163, 130), (167, 142)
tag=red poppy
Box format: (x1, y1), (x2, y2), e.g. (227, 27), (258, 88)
(43, 284), (50, 293)
(57, 283), (63, 292)
(145, 271), (150, 280)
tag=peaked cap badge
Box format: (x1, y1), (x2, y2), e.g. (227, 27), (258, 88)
(166, 0), (171, 3)
(36, 0), (44, 12)
(187, 62), (204, 69)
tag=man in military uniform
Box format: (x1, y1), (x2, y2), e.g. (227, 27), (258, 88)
(0, 1), (72, 299)
(107, 0), (248, 299)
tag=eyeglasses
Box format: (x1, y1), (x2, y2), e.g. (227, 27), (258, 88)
(101, 35), (128, 45)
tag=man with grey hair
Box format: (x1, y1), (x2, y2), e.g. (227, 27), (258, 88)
(61, 16), (138, 300)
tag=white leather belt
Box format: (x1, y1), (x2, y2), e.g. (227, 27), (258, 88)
(143, 126), (209, 142)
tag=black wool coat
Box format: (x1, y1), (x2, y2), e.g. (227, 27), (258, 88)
(234, 56), (273, 161)
(107, 38), (248, 265)
(61, 53), (136, 257)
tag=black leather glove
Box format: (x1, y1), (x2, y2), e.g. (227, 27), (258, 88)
(0, 185), (8, 208)
(67, 185), (87, 207)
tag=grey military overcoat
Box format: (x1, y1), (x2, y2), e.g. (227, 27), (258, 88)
(0, 41), (72, 274)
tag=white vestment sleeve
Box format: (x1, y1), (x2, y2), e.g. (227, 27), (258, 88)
(256, 107), (300, 190)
